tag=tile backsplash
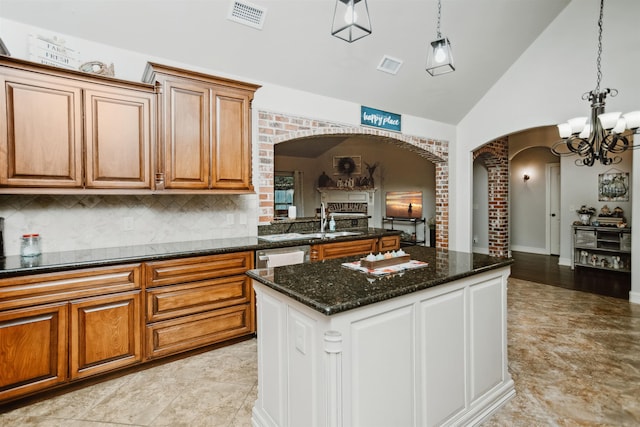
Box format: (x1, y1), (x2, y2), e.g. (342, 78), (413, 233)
(0, 194), (258, 256)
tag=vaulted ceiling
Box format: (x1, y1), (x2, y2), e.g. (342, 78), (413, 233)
(0, 0), (571, 125)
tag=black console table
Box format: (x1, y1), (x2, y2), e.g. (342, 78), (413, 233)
(383, 217), (427, 245)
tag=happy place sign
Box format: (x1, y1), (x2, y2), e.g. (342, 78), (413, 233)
(361, 106), (401, 132)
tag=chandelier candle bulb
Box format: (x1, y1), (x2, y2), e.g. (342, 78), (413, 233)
(568, 117), (587, 134)
(613, 119), (626, 134)
(598, 112), (621, 130)
(558, 123), (572, 138)
(623, 112), (640, 129)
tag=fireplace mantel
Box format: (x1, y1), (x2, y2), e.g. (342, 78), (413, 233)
(317, 188), (378, 226)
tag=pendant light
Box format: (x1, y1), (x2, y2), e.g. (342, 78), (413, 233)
(331, 0), (372, 43)
(426, 0), (455, 76)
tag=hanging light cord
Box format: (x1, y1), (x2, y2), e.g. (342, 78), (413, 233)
(585, 0), (617, 101)
(595, 0), (603, 94)
(436, 0), (442, 39)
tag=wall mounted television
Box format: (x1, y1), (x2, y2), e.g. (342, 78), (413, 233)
(385, 191), (423, 219)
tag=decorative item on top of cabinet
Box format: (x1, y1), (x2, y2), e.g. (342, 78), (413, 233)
(142, 62), (260, 193)
(0, 56), (155, 192)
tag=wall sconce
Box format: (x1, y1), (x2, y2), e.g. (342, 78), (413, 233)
(523, 173), (530, 182)
(331, 0), (372, 43)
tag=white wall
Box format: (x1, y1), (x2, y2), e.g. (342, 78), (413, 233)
(455, 0), (640, 302)
(510, 147), (559, 254)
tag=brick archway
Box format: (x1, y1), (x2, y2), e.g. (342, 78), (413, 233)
(473, 137), (509, 257)
(256, 110), (450, 249)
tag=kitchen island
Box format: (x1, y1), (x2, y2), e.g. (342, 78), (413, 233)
(247, 245), (515, 427)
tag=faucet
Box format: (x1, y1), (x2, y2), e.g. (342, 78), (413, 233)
(320, 202), (327, 233)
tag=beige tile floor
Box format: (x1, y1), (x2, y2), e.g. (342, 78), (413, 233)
(1, 278), (639, 426)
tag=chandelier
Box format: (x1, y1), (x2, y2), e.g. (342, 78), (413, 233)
(552, 0), (640, 166)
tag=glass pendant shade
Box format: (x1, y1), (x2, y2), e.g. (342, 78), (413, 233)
(426, 37), (455, 76)
(331, 0), (372, 43)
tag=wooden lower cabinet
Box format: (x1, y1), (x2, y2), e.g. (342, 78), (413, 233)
(70, 290), (142, 380)
(311, 238), (378, 261)
(146, 303), (253, 359)
(0, 302), (68, 402)
(0, 264), (142, 403)
(143, 251), (255, 360)
(378, 235), (401, 252)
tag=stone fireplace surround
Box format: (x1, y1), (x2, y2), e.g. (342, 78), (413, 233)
(256, 110), (450, 249)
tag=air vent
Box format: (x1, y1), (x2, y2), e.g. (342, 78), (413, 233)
(227, 0), (267, 30)
(377, 55), (403, 75)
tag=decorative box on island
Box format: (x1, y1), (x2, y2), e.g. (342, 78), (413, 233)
(360, 254), (410, 269)
(342, 249), (429, 276)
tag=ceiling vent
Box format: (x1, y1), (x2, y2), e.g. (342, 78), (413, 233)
(227, 1), (267, 30)
(377, 55), (403, 75)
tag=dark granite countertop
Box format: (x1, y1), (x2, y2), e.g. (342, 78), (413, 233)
(0, 228), (399, 278)
(247, 245), (513, 316)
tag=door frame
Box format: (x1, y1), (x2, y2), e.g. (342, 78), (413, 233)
(545, 162), (561, 255)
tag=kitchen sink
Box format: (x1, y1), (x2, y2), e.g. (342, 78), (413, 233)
(259, 231), (363, 242)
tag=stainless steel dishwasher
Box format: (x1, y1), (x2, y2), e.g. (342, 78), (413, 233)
(255, 245), (311, 268)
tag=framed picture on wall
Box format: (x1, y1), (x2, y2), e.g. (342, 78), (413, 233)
(598, 172), (629, 202)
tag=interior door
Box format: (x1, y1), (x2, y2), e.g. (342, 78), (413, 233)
(548, 163), (561, 255)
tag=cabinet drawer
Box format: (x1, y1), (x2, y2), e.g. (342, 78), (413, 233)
(145, 303), (254, 359)
(144, 252), (253, 288)
(0, 264), (141, 311)
(312, 239), (377, 261)
(146, 274), (251, 322)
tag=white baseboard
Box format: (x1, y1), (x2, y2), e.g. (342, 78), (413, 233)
(630, 291), (640, 305)
(558, 257), (571, 267)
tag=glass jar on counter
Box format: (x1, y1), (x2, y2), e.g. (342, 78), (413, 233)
(20, 233), (42, 257)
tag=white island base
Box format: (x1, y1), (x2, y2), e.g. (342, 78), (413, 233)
(252, 267), (514, 427)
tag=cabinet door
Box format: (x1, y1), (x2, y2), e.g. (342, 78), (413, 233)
(212, 87), (253, 190)
(311, 238), (378, 261)
(84, 87), (154, 189)
(162, 78), (210, 189)
(69, 290), (142, 380)
(0, 302), (68, 402)
(378, 235), (400, 252)
(0, 71), (83, 187)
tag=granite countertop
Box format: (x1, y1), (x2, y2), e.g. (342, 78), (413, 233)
(0, 228), (399, 278)
(247, 245), (513, 316)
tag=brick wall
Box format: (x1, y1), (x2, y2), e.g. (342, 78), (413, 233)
(256, 110), (450, 249)
(473, 137), (509, 257)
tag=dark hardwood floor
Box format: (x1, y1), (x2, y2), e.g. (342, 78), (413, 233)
(510, 251), (631, 300)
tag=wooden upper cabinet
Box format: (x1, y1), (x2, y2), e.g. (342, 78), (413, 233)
(213, 87), (253, 189)
(0, 71), (83, 187)
(0, 56), (155, 192)
(143, 62), (260, 192)
(83, 86), (154, 189)
(161, 77), (211, 189)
